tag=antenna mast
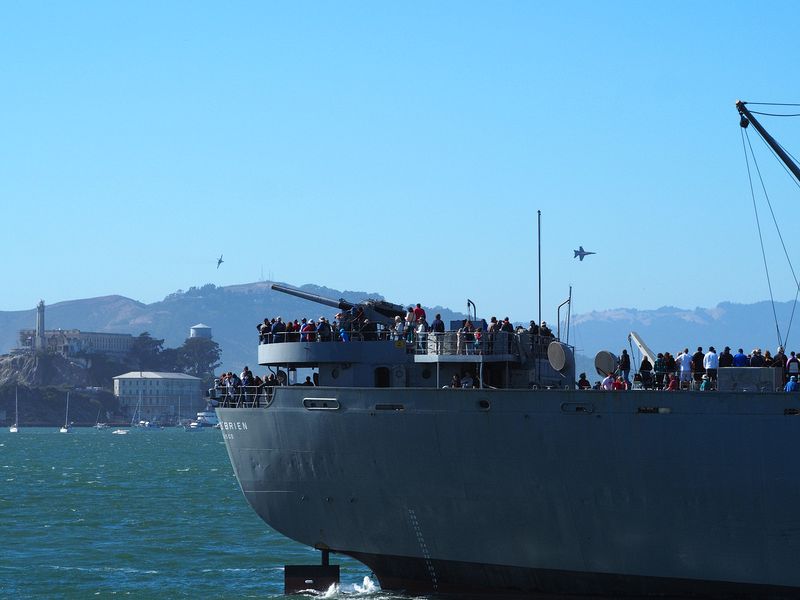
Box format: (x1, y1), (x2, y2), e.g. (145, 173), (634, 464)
(537, 210), (542, 327)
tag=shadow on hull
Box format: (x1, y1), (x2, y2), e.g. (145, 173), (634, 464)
(348, 551), (800, 599)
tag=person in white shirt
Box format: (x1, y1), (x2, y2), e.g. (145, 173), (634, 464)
(703, 346), (719, 382)
(601, 373), (615, 390)
(393, 315), (405, 340)
(677, 348), (692, 385)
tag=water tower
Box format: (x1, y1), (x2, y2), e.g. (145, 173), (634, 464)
(189, 323), (212, 339)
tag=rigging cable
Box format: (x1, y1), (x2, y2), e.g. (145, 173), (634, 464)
(756, 137), (800, 193)
(749, 112), (800, 192)
(748, 111), (800, 117)
(779, 142), (800, 183)
(748, 120), (800, 347)
(740, 127), (783, 348)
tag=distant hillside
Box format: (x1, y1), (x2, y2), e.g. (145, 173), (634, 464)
(2, 283), (795, 378)
(570, 301), (797, 360)
(0, 282), (467, 376)
(0, 295), (147, 356)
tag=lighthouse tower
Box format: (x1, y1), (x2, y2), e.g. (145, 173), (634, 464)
(35, 300), (46, 351)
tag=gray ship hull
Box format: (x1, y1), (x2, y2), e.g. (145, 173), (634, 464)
(217, 387), (800, 597)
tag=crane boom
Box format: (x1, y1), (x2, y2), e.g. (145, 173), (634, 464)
(628, 331), (656, 366)
(737, 100), (800, 185)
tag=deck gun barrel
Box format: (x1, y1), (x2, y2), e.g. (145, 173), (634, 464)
(270, 283), (407, 324)
(271, 283), (354, 311)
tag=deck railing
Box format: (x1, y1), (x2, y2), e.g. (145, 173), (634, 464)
(258, 328), (556, 358)
(211, 385), (275, 408)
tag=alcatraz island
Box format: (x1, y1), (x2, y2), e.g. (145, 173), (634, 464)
(0, 301), (220, 427)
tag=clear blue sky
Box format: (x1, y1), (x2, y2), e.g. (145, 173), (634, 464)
(4, 1), (800, 324)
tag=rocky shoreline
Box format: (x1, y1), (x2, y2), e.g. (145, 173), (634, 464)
(1, 384), (121, 427)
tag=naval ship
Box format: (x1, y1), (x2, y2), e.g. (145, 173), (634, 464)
(216, 103), (800, 598)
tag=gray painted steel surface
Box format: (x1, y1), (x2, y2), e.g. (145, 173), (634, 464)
(226, 286), (798, 595)
(218, 387), (800, 595)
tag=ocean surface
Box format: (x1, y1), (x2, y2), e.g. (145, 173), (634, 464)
(0, 427), (406, 599)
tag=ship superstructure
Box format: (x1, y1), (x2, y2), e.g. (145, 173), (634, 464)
(214, 102), (800, 597)
(215, 284), (800, 597)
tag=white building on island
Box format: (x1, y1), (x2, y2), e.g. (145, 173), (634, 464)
(113, 371), (204, 423)
(18, 300), (134, 358)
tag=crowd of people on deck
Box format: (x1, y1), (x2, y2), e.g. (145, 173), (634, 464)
(257, 305), (394, 344)
(256, 304), (556, 354)
(215, 366), (317, 405)
(576, 345), (800, 392)
(257, 316), (336, 343)
(251, 303), (800, 394)
(257, 303), (441, 345)
(444, 318), (555, 355)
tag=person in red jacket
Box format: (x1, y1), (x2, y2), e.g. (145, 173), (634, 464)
(665, 374), (679, 391)
(413, 303), (426, 323)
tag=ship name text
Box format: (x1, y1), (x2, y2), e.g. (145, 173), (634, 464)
(220, 420), (249, 440)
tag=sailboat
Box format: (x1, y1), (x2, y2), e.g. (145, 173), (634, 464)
(130, 394), (140, 427)
(9, 387), (19, 433)
(130, 392), (159, 429)
(93, 407), (109, 429)
(59, 391), (72, 433)
(174, 395), (183, 427)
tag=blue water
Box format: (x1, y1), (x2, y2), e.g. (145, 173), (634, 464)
(0, 428), (403, 599)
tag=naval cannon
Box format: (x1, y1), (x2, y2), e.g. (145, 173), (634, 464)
(270, 283), (406, 326)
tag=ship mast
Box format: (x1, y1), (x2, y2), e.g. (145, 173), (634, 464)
(737, 100), (800, 184)
(737, 99), (800, 349)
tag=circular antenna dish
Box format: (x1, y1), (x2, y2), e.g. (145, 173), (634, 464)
(594, 351), (618, 377)
(547, 342), (573, 374)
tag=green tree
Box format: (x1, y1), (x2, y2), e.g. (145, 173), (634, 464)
(176, 337), (221, 378)
(158, 347), (179, 372)
(128, 332), (165, 371)
(86, 353), (127, 386)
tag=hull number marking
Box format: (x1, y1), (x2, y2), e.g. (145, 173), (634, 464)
(220, 420), (249, 440)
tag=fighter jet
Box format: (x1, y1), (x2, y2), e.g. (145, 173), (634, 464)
(217, 254), (224, 269)
(573, 246), (596, 261)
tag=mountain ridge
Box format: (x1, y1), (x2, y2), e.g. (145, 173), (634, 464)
(2, 283), (795, 376)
